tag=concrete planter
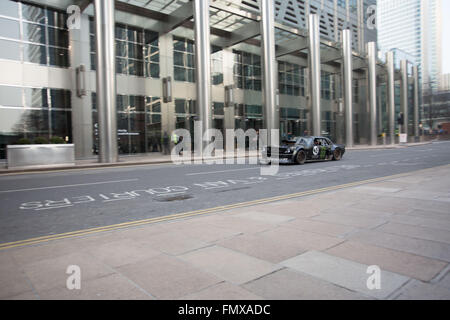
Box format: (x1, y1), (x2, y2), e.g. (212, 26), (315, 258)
(7, 144), (75, 169)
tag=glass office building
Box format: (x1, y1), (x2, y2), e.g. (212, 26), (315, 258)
(0, 0), (420, 162)
(378, 0), (443, 91)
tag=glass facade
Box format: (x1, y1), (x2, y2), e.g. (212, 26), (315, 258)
(0, 0), (403, 162)
(89, 18), (160, 78)
(0, 85), (72, 159)
(173, 37), (195, 83)
(92, 93), (162, 155)
(0, 1), (69, 67)
(233, 50), (262, 91)
(278, 62), (304, 97)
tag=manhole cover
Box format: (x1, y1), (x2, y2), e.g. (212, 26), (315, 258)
(215, 187), (251, 193)
(155, 194), (193, 202)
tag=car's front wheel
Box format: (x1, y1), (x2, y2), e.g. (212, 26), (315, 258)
(332, 149), (342, 161)
(295, 150), (306, 165)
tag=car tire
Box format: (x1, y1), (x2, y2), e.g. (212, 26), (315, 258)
(295, 150), (306, 165)
(332, 149), (342, 161)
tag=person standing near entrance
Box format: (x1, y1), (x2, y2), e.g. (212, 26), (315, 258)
(162, 132), (170, 155)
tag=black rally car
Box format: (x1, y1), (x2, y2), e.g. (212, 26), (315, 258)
(263, 136), (345, 164)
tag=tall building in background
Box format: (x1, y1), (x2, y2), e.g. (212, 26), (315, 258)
(378, 0), (443, 90)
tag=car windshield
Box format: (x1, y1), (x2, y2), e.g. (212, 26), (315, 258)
(295, 137), (312, 145)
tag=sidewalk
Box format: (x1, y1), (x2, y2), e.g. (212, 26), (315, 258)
(0, 141), (433, 174)
(1, 164), (449, 300)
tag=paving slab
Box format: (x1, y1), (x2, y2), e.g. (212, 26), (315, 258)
(116, 254), (221, 299)
(377, 197), (450, 214)
(312, 213), (387, 229)
(217, 233), (307, 264)
(348, 229), (450, 262)
(394, 280), (450, 300)
(405, 209), (450, 221)
(376, 222), (450, 244)
(38, 273), (153, 300)
(280, 251), (410, 299)
(21, 252), (115, 293)
(326, 241), (447, 282)
(243, 268), (370, 300)
(179, 282), (263, 300)
(4, 290), (38, 300)
(389, 190), (450, 202)
(195, 215), (276, 235)
(320, 206), (394, 219)
(388, 214), (450, 232)
(161, 220), (242, 244)
(258, 226), (344, 251)
(0, 251), (33, 299)
(230, 211), (295, 224)
(350, 186), (403, 194)
(350, 200), (412, 215)
(83, 239), (162, 268)
(436, 271), (450, 290)
(138, 231), (209, 256)
(280, 218), (357, 238)
(178, 246), (281, 285)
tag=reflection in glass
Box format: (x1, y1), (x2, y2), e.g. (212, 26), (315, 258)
(50, 89), (71, 109)
(22, 3), (46, 24)
(48, 27), (69, 48)
(174, 67), (186, 82)
(24, 88), (48, 108)
(51, 110), (72, 139)
(47, 9), (67, 28)
(23, 22), (46, 44)
(49, 47), (69, 67)
(23, 43), (46, 65)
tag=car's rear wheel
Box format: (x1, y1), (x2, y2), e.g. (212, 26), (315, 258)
(332, 149), (342, 161)
(295, 150), (306, 165)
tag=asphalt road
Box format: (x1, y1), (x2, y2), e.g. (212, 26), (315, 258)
(0, 141), (449, 244)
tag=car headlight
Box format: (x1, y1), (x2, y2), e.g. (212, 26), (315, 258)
(286, 146), (296, 153)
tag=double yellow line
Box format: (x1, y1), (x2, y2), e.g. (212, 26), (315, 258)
(0, 165), (448, 251)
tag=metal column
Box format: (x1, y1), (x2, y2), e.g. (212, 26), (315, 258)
(413, 65), (420, 139)
(342, 29), (353, 147)
(194, 0), (212, 153)
(367, 42), (377, 146)
(386, 51), (396, 144)
(260, 0), (279, 144)
(308, 14), (322, 136)
(400, 60), (409, 135)
(94, 0), (118, 163)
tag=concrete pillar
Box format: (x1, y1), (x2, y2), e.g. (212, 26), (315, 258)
(94, 0), (118, 163)
(69, 14), (93, 159)
(308, 14), (322, 136)
(342, 29), (353, 147)
(386, 51), (396, 144)
(413, 65), (420, 139)
(400, 60), (409, 135)
(260, 0), (279, 144)
(367, 42), (377, 146)
(194, 0), (212, 154)
(159, 34), (175, 137)
(222, 48), (235, 133)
